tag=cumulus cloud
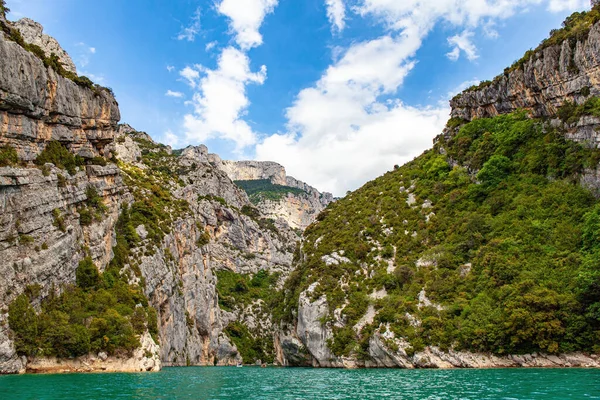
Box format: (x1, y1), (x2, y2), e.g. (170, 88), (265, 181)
(326, 0), (346, 32)
(217, 0), (278, 49)
(254, 0), (587, 196)
(167, 65), (175, 72)
(205, 41), (218, 51)
(163, 130), (180, 147)
(447, 30), (478, 61)
(182, 47), (267, 151)
(178, 7), (202, 41)
(548, 0), (589, 12)
(180, 66), (201, 88)
(166, 90), (184, 98)
(255, 33), (448, 195)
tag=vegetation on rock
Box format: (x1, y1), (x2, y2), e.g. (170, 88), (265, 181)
(281, 111), (600, 358)
(8, 257), (157, 358)
(0, 144), (18, 167)
(457, 5), (600, 97)
(235, 179), (306, 204)
(35, 141), (83, 175)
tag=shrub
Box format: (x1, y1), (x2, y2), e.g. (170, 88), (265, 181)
(0, 145), (18, 167)
(18, 234), (34, 245)
(35, 141), (83, 175)
(196, 230), (211, 247)
(52, 209), (66, 232)
(234, 179), (306, 204)
(76, 257), (100, 291)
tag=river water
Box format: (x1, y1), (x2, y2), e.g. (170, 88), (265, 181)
(0, 367), (599, 399)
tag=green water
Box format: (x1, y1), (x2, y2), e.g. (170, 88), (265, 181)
(0, 367), (599, 399)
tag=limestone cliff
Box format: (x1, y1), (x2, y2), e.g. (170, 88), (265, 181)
(13, 18), (77, 74)
(0, 15), (300, 374)
(205, 152), (334, 230)
(0, 17), (119, 161)
(450, 9), (600, 149)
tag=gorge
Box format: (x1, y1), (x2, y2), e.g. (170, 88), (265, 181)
(1, 0), (600, 376)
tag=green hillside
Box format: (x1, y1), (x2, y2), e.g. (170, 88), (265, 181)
(279, 111), (600, 358)
(234, 179), (306, 204)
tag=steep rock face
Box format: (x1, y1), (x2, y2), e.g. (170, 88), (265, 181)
(450, 20), (600, 123)
(0, 13), (299, 372)
(13, 18), (77, 74)
(0, 22), (119, 160)
(94, 130), (297, 366)
(204, 153), (334, 230)
(0, 164), (125, 373)
(216, 159), (288, 186)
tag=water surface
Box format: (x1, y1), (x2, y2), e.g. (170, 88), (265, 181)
(1, 367), (599, 399)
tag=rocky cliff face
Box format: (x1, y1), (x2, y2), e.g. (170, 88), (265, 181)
(205, 153), (334, 230)
(450, 16), (600, 125)
(0, 19), (119, 161)
(13, 18), (77, 74)
(0, 16), (301, 373)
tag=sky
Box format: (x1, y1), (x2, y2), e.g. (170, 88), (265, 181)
(5, 0), (591, 196)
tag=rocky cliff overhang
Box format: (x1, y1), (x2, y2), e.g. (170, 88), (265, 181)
(0, 21), (119, 161)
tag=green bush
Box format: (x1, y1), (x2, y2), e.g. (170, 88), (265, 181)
(9, 252), (152, 358)
(76, 257), (100, 291)
(0, 145), (18, 167)
(35, 141), (83, 175)
(234, 179), (306, 204)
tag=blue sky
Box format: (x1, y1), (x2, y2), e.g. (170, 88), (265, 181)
(5, 0), (591, 195)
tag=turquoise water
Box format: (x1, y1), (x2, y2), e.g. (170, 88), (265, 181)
(0, 367), (599, 399)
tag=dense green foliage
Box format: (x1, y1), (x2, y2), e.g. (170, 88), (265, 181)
(234, 179), (306, 204)
(217, 270), (280, 363)
(8, 257), (157, 358)
(224, 321), (274, 364)
(458, 6), (600, 97)
(216, 269), (280, 312)
(35, 141), (84, 175)
(557, 97), (600, 124)
(282, 112), (600, 357)
(0, 144), (18, 167)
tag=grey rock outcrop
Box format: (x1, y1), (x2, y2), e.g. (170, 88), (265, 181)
(0, 21), (119, 160)
(450, 19), (600, 123)
(200, 156), (334, 230)
(13, 18), (77, 74)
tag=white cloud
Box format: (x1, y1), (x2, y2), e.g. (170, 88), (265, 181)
(447, 30), (478, 61)
(167, 65), (175, 72)
(254, 0), (588, 196)
(548, 0), (589, 12)
(182, 47), (267, 151)
(163, 130), (180, 148)
(205, 41), (218, 51)
(178, 7), (202, 41)
(180, 66), (201, 88)
(166, 90), (184, 98)
(255, 33), (447, 196)
(326, 0), (346, 32)
(74, 42), (96, 68)
(217, 0), (278, 49)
